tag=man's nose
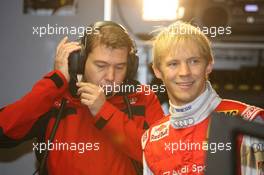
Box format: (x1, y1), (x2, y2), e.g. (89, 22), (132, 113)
(105, 67), (115, 81)
(178, 62), (191, 76)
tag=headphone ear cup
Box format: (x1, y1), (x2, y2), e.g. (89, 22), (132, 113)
(126, 52), (139, 81)
(78, 43), (86, 75)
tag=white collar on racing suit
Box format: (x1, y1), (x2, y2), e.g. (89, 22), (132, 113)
(169, 81), (222, 129)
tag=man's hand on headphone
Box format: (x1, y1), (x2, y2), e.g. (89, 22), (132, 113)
(54, 36), (81, 82)
(76, 82), (106, 116)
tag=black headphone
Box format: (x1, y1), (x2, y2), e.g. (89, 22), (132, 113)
(69, 21), (139, 82)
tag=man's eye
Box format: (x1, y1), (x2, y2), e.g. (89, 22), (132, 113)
(189, 59), (199, 64)
(116, 65), (125, 70)
(96, 64), (106, 69)
(168, 62), (178, 67)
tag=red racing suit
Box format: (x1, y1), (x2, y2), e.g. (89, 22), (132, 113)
(142, 84), (264, 175)
(0, 70), (164, 175)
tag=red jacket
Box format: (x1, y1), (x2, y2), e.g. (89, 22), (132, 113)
(0, 70), (164, 175)
(142, 99), (264, 175)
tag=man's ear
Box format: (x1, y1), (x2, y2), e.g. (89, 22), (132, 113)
(206, 61), (213, 76)
(152, 64), (163, 80)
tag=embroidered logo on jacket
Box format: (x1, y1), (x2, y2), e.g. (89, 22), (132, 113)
(142, 130), (149, 149)
(242, 106), (262, 121)
(150, 122), (169, 142)
(173, 117), (195, 128)
(129, 97), (138, 104)
(174, 105), (192, 113)
(218, 110), (239, 116)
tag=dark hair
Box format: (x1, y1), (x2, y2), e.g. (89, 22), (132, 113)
(84, 25), (134, 60)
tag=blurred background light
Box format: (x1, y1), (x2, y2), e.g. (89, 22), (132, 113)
(142, 0), (179, 21)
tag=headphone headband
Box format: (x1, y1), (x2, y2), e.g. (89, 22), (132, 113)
(92, 21), (127, 32)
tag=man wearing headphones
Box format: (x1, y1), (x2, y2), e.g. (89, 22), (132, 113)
(0, 21), (164, 174)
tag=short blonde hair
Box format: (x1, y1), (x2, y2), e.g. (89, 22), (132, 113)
(152, 21), (213, 68)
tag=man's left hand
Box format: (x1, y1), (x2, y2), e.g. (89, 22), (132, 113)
(77, 82), (106, 116)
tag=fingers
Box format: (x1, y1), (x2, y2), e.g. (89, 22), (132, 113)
(78, 85), (97, 104)
(57, 42), (81, 57)
(77, 83), (103, 96)
(54, 36), (81, 82)
(76, 82), (106, 116)
(56, 36), (68, 54)
(80, 98), (92, 106)
(56, 36), (80, 55)
(77, 82), (98, 89)
(55, 38), (81, 61)
(60, 44), (81, 60)
(80, 93), (94, 101)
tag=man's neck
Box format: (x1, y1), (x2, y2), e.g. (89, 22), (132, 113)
(169, 81), (222, 129)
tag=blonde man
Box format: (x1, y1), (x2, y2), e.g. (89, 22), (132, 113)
(142, 21), (264, 175)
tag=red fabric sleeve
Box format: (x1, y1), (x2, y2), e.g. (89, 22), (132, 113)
(93, 91), (164, 162)
(0, 70), (68, 140)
